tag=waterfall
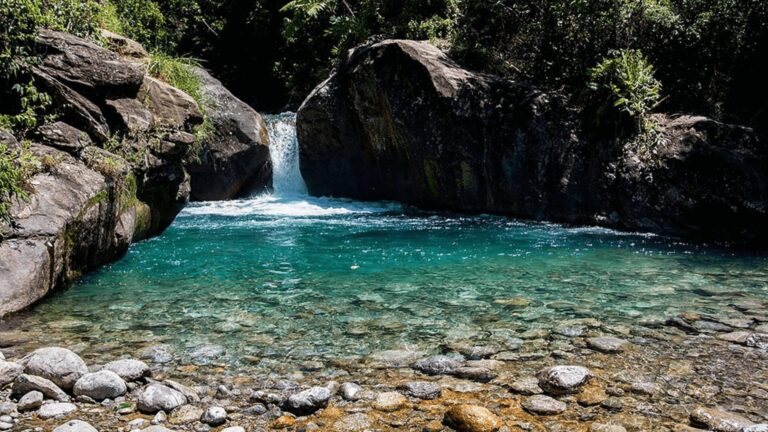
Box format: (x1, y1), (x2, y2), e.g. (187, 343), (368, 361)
(265, 112), (307, 196)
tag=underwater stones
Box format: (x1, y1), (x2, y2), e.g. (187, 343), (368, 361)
(397, 381), (442, 400)
(369, 350), (424, 368)
(454, 367), (496, 382)
(522, 395), (567, 415)
(139, 345), (175, 364)
(413, 354), (465, 375)
(537, 366), (591, 395)
(221, 428), (246, 432)
(188, 344), (226, 365)
(340, 382), (363, 401)
(554, 325), (585, 337)
(137, 384), (187, 413)
(494, 297), (531, 307)
(12, 374), (69, 402)
(509, 377), (543, 395)
(73, 370), (127, 401)
(690, 407), (754, 432)
(163, 379), (200, 403)
(0, 361), (22, 387)
(373, 391), (408, 412)
(38, 402), (78, 419)
(717, 331), (768, 349)
(201, 406), (227, 426)
(587, 337), (629, 353)
(103, 359), (151, 381)
(334, 413), (373, 432)
(443, 404), (502, 432)
(589, 424), (627, 432)
(455, 345), (501, 360)
(17, 391), (43, 411)
(19, 347), (88, 391)
(52, 420), (98, 432)
(285, 386), (331, 414)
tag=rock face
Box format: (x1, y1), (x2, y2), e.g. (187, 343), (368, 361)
(0, 30), (258, 316)
(297, 39), (768, 243)
(187, 67), (271, 201)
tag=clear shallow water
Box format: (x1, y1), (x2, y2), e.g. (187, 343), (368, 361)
(10, 114), (768, 373)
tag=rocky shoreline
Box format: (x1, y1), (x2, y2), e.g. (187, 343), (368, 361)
(2, 303), (766, 432)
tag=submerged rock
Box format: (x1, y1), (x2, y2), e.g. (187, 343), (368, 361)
(522, 395), (567, 415)
(339, 382), (363, 401)
(285, 386), (331, 414)
(397, 381), (442, 400)
(373, 391), (408, 412)
(690, 407), (754, 432)
(443, 404), (502, 432)
(586, 336), (629, 353)
(537, 366), (591, 395)
(412, 354), (465, 375)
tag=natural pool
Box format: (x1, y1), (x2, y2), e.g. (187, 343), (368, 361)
(6, 114), (768, 376)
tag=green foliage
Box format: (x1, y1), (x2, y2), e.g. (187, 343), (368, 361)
(589, 49), (662, 121)
(40, 0), (102, 39)
(147, 52), (203, 105)
(98, 0), (124, 34)
(0, 141), (38, 225)
(109, 0), (167, 49)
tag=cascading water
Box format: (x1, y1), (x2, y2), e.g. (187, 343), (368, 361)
(265, 113), (307, 196)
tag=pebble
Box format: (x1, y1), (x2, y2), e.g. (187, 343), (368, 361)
(17, 391), (43, 411)
(128, 419), (149, 430)
(600, 397), (624, 412)
(52, 420), (98, 432)
(586, 336), (629, 353)
(73, 370), (127, 401)
(373, 391), (408, 412)
(286, 386), (331, 414)
(201, 406), (227, 426)
(221, 428), (246, 432)
(151, 411), (167, 425)
(690, 407), (754, 432)
(537, 366), (591, 395)
(38, 402), (78, 419)
(169, 405), (203, 425)
(340, 382), (362, 400)
(0, 403), (14, 416)
(333, 413), (373, 432)
(397, 381), (442, 399)
(509, 377), (543, 395)
(139, 345), (175, 364)
(453, 366), (496, 382)
(443, 404), (502, 432)
(522, 395), (567, 415)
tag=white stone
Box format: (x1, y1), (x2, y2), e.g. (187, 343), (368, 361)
(38, 402), (78, 419)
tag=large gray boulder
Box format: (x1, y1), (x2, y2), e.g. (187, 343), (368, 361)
(186, 67), (271, 200)
(297, 39), (768, 243)
(73, 370), (127, 401)
(138, 384), (188, 413)
(0, 361), (22, 387)
(11, 374), (70, 401)
(19, 347), (88, 391)
(52, 420), (99, 432)
(285, 386), (331, 415)
(103, 358), (151, 381)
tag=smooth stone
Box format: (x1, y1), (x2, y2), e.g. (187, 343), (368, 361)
(73, 370), (127, 401)
(0, 361), (23, 387)
(413, 354), (465, 375)
(141, 427), (175, 432)
(397, 381), (442, 400)
(339, 382), (362, 401)
(52, 420), (98, 432)
(522, 395), (567, 415)
(103, 359), (151, 381)
(0, 403), (14, 415)
(373, 391), (408, 412)
(369, 350), (424, 367)
(334, 413), (373, 432)
(151, 411), (167, 425)
(138, 384), (188, 413)
(163, 379), (200, 403)
(286, 386), (331, 414)
(589, 424), (627, 432)
(188, 345), (226, 365)
(453, 367), (496, 382)
(139, 345), (175, 364)
(17, 391), (43, 411)
(554, 325), (585, 337)
(456, 345), (500, 360)
(128, 419), (149, 430)
(201, 406), (227, 426)
(0, 352), (3, 360)
(509, 377), (543, 395)
(537, 366), (591, 395)
(717, 332), (768, 349)
(690, 407), (754, 432)
(221, 428), (246, 432)
(19, 347), (88, 391)
(443, 404), (502, 432)
(38, 402), (77, 419)
(0, 422), (11, 431)
(586, 336), (629, 353)
(12, 374), (70, 401)
(743, 425), (768, 432)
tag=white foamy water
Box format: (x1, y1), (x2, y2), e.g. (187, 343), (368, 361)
(182, 112), (400, 218)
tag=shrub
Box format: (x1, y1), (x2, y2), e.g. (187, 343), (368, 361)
(0, 141), (38, 225)
(588, 49), (662, 128)
(147, 51), (203, 105)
